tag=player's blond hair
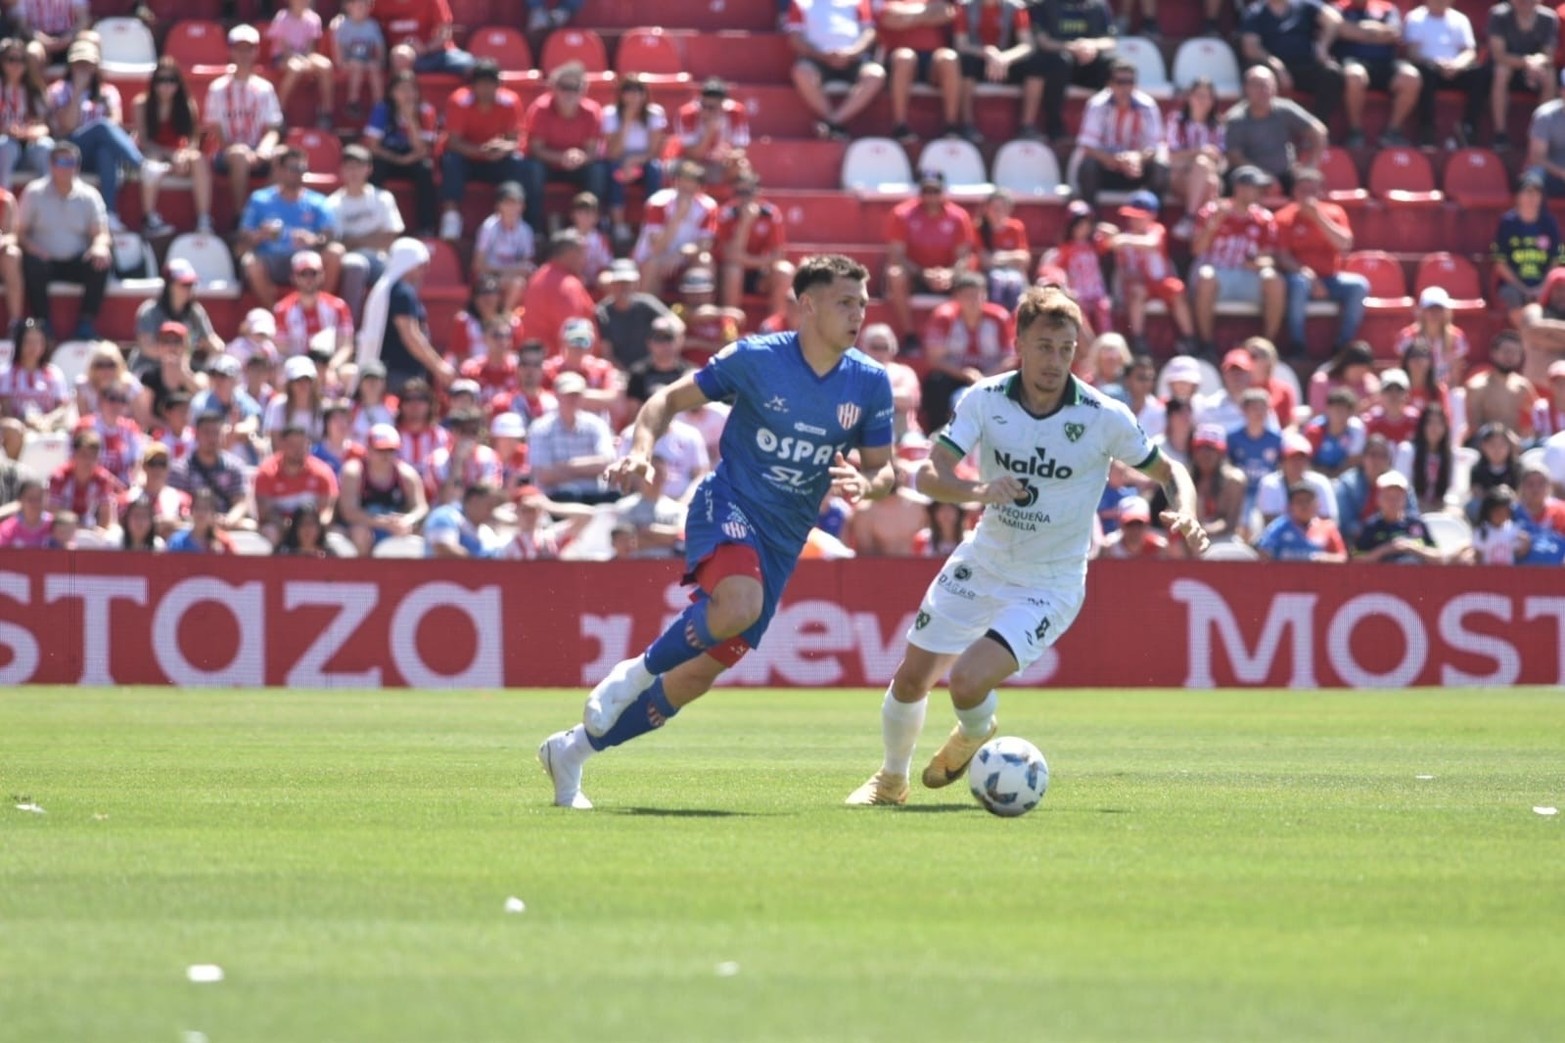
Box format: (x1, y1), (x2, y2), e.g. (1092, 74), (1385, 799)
(1016, 286), (1083, 336)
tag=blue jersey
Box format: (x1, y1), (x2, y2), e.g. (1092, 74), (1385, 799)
(1515, 505), (1565, 565)
(241, 186), (338, 260)
(693, 332), (895, 555)
(1227, 425), (1282, 492)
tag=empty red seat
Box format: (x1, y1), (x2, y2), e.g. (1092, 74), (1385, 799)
(1369, 147), (1443, 205)
(539, 28), (611, 80)
(285, 129), (342, 189)
(615, 27), (691, 85)
(165, 20), (231, 76)
(1442, 147), (1511, 207)
(448, 0), (493, 33)
(1318, 147), (1367, 202)
(467, 25), (538, 82)
(1345, 250), (1414, 310)
(1415, 252), (1486, 311)
(421, 239), (470, 302)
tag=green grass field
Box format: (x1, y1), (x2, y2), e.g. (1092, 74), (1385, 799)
(3, 686), (1563, 1043)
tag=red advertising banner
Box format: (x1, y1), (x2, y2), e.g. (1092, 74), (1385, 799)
(0, 551), (1560, 689)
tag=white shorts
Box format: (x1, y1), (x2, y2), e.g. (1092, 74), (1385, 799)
(906, 543), (1086, 671)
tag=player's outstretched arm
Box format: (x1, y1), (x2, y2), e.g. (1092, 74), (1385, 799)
(829, 446), (898, 504)
(603, 373), (711, 492)
(1141, 453), (1212, 555)
(913, 443), (1027, 506)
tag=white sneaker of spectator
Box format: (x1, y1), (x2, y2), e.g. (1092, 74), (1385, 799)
(439, 210), (463, 241)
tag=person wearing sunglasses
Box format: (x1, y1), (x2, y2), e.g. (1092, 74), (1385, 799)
(0, 37), (50, 189)
(16, 140), (107, 340)
(519, 62), (610, 237)
(132, 57), (214, 237)
(437, 59), (524, 242)
(1067, 58), (1169, 207)
(673, 77), (750, 186)
(205, 25), (286, 221)
(238, 145), (342, 310)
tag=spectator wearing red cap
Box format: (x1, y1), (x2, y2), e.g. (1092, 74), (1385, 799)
(337, 422), (429, 555)
(1194, 348), (1257, 433)
(1190, 165), (1284, 356)
(885, 170), (974, 343)
(135, 259), (224, 367)
(1184, 423), (1247, 541)
(48, 428), (122, 534)
(130, 320), (207, 426)
(253, 424), (339, 544)
(1100, 497), (1169, 559)
(1256, 431), (1338, 527)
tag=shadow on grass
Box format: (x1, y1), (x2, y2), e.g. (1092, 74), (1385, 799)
(606, 806), (766, 818)
(891, 804), (975, 814)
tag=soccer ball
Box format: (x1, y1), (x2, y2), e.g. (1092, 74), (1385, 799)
(969, 736), (1049, 817)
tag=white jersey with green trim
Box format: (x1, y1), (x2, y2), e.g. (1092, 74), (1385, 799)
(936, 372), (1160, 587)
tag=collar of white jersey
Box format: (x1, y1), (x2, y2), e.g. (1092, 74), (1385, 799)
(1004, 372), (1087, 419)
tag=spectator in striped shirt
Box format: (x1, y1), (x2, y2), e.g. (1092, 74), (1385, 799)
(205, 25), (286, 221)
(274, 250), (355, 363)
(169, 410), (252, 530)
(1068, 58), (1168, 207)
(473, 181), (536, 315)
(0, 318), (70, 449)
(0, 36), (50, 191)
(1164, 78), (1225, 240)
(48, 428), (121, 533)
(11, 0), (89, 66)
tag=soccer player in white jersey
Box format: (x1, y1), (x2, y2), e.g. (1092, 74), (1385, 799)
(845, 286), (1211, 807)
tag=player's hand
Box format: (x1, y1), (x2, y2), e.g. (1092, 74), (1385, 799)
(604, 452), (655, 492)
(829, 452), (869, 503)
(972, 475), (1026, 505)
(1163, 510), (1211, 555)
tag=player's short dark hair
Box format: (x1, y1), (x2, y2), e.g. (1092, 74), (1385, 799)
(1015, 286), (1083, 336)
(792, 254), (868, 298)
(1326, 387), (1358, 409)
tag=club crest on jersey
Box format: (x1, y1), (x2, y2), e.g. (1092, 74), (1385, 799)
(1065, 422), (1085, 443)
(722, 519), (750, 540)
(837, 402), (862, 429)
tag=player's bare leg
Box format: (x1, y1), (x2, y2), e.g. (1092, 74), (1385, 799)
(846, 644), (955, 806)
(921, 636), (1013, 789)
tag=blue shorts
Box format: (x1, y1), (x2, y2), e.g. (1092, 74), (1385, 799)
(681, 475), (799, 653)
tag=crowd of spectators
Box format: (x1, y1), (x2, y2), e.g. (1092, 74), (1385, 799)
(0, 0), (1561, 567)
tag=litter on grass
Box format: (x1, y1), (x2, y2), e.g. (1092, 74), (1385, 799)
(13, 801), (45, 814)
(715, 961), (741, 977)
(1533, 806), (1558, 817)
(186, 965), (224, 983)
(182, 1032), (209, 1043)
(504, 897), (527, 914)
(1415, 775), (1435, 781)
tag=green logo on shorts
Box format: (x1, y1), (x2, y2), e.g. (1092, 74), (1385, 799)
(1065, 422), (1085, 443)
(915, 611), (931, 630)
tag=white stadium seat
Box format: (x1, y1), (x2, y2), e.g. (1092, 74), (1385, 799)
(325, 531), (358, 558)
(1172, 38), (1242, 98)
(227, 530), (275, 556)
(97, 18), (157, 77)
(166, 233), (242, 298)
(48, 340), (97, 388)
(18, 432), (69, 480)
(1115, 36), (1171, 98)
(841, 137), (914, 198)
(992, 141), (1069, 200)
(1421, 513), (1472, 559)
(1202, 540), (1259, 562)
(915, 138), (991, 198)
(373, 534), (426, 558)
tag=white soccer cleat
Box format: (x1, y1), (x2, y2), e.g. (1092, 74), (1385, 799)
(583, 656), (653, 737)
(538, 730), (592, 809)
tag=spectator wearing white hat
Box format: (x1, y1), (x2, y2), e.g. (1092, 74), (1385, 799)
(337, 422), (428, 555)
(526, 371), (618, 505)
(596, 258), (675, 369)
(542, 316), (623, 416)
(1256, 431), (1338, 528)
(134, 258), (225, 365)
(226, 308), (282, 376)
(1353, 470), (1440, 563)
(1363, 368), (1420, 444)
(205, 25), (286, 219)
(489, 411), (530, 494)
(263, 355), (325, 441)
(1161, 354), (1204, 402)
(1394, 285), (1469, 386)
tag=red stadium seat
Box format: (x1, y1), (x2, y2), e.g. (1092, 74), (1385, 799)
(448, 0), (494, 34)
(616, 28), (691, 85)
(1344, 250), (1414, 311)
(1415, 252), (1486, 312)
(1368, 147), (1443, 205)
(1318, 147), (1367, 202)
(1442, 148), (1511, 208)
(540, 28), (611, 80)
(421, 239), (470, 303)
(165, 20), (231, 77)
(285, 129), (343, 189)
(467, 26), (538, 82)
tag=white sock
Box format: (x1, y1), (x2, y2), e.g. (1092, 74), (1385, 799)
(881, 689), (927, 777)
(629, 655), (655, 687)
(563, 724), (597, 764)
(954, 691), (998, 739)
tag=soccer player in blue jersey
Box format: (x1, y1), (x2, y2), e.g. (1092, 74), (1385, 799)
(538, 254), (897, 809)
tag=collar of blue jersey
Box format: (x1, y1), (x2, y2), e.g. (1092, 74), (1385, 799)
(1005, 371), (1084, 419)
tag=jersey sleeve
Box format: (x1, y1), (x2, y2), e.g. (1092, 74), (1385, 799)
(692, 340), (748, 403)
(1107, 401), (1159, 470)
(936, 381), (985, 458)
(860, 370), (895, 449)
